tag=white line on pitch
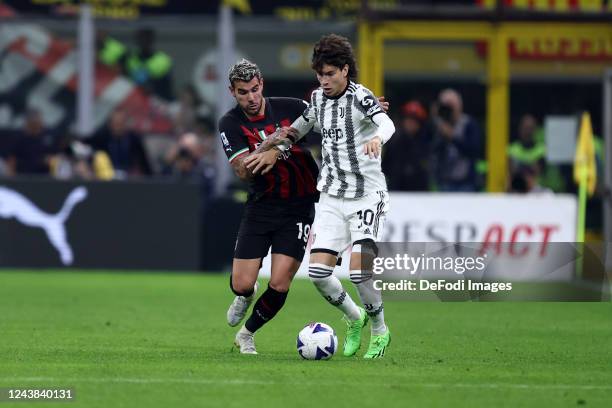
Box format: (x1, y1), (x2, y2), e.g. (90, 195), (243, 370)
(1, 377), (612, 391)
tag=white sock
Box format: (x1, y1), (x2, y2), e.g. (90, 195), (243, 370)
(350, 269), (387, 335)
(309, 263), (361, 321)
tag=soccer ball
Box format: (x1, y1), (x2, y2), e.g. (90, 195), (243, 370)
(296, 322), (338, 360)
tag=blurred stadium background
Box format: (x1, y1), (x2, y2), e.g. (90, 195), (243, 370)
(1, 2), (612, 406)
(0, 0), (611, 273)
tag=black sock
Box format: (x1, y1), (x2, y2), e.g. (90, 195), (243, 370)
(244, 285), (288, 333)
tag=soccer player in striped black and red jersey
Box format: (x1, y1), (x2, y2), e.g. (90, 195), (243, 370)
(219, 59), (320, 354)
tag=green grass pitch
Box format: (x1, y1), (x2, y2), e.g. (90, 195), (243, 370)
(0, 270), (611, 408)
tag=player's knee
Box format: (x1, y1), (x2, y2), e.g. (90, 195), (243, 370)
(350, 239), (378, 270)
(230, 275), (256, 297)
(352, 239), (378, 257)
(269, 279), (291, 293)
(310, 249), (338, 267)
(308, 262), (333, 285)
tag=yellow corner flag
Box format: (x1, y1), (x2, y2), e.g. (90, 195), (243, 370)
(574, 112), (597, 247)
(573, 112), (597, 196)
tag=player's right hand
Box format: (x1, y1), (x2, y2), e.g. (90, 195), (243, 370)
(364, 136), (382, 159)
(377, 96), (389, 113)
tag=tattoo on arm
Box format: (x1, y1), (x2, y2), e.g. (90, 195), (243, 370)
(253, 138), (274, 153)
(231, 155), (252, 181)
(231, 148), (280, 181)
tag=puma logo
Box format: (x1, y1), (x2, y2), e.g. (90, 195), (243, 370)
(0, 186), (88, 265)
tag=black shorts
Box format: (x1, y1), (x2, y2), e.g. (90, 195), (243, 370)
(234, 201), (315, 261)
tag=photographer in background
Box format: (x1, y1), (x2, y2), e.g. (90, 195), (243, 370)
(49, 134), (114, 181)
(162, 132), (216, 211)
(431, 89), (483, 192)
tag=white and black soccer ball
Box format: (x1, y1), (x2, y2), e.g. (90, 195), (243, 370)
(296, 322), (338, 360)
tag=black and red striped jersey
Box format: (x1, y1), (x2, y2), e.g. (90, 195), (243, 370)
(218, 97), (319, 206)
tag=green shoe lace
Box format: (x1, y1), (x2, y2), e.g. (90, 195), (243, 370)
(343, 314), (365, 337)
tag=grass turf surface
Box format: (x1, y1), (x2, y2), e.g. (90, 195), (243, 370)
(0, 270), (611, 408)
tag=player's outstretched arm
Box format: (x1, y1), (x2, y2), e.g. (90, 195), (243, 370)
(231, 126), (299, 178)
(288, 115), (315, 144)
(363, 113), (395, 159)
(243, 126), (302, 174)
(249, 127), (300, 153)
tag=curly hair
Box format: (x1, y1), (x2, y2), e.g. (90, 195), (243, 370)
(228, 59), (262, 87)
(311, 34), (358, 80)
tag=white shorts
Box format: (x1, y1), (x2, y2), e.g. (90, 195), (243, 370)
(311, 191), (389, 255)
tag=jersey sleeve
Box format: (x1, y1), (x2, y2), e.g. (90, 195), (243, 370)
(304, 91), (320, 124)
(286, 94), (317, 143)
(299, 98), (321, 134)
(355, 86), (384, 122)
(218, 115), (250, 163)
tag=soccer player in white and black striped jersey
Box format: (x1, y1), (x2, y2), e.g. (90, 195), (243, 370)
(249, 34), (395, 358)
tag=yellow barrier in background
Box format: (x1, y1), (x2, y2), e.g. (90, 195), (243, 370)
(358, 20), (611, 192)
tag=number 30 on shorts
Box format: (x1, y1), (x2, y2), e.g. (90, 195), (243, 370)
(296, 222), (311, 243)
(357, 209), (374, 228)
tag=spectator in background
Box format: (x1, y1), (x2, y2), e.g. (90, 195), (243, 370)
(431, 88), (482, 192)
(88, 108), (152, 179)
(0, 129), (18, 177)
(194, 120), (217, 163)
(96, 30), (126, 71)
(509, 164), (552, 195)
(97, 29), (173, 100)
(382, 100), (431, 191)
(0, 157), (8, 177)
(49, 134), (114, 181)
(124, 28), (173, 101)
(508, 113), (565, 192)
(49, 134), (93, 180)
(162, 132), (216, 210)
(508, 114), (545, 174)
(168, 84), (212, 135)
(7, 109), (55, 176)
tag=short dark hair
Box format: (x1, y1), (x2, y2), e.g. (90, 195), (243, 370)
(228, 59), (262, 87)
(311, 34), (358, 80)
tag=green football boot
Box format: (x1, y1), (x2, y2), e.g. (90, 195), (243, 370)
(342, 307), (369, 357)
(363, 330), (391, 359)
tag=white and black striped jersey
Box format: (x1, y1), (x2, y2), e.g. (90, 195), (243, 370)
(295, 81), (391, 199)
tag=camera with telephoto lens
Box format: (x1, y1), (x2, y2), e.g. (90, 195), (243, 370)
(177, 147), (194, 160)
(437, 102), (454, 124)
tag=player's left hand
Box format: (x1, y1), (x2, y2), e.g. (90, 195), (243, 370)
(244, 149), (280, 175)
(377, 96), (389, 113)
(364, 136), (382, 159)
